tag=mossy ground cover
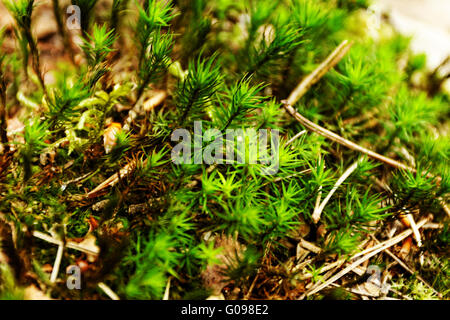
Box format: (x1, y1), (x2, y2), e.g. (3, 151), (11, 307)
(0, 0), (448, 300)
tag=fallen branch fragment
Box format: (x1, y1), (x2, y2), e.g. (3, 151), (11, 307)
(124, 90), (168, 131)
(87, 160), (138, 198)
(441, 201), (450, 218)
(281, 39), (421, 175)
(283, 103), (417, 173)
(298, 238), (322, 254)
(33, 231), (100, 256)
(305, 217), (429, 297)
(98, 282), (120, 300)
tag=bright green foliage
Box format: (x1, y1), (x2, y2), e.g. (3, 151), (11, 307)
(19, 119), (49, 181)
(176, 54), (223, 124)
(214, 78), (264, 130)
(108, 130), (132, 163)
(47, 80), (89, 127)
(136, 31), (173, 98)
(0, 265), (24, 300)
(391, 167), (448, 213)
(124, 233), (178, 299)
(245, 22), (304, 78)
(80, 24), (118, 91)
(3, 0), (46, 93)
(179, 0), (212, 65)
(2, 0), (34, 31)
(81, 24), (117, 67)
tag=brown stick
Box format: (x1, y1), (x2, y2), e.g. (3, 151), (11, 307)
(87, 160), (138, 198)
(281, 40), (441, 178)
(282, 103), (417, 173)
(305, 217), (429, 297)
(371, 237), (438, 295)
(280, 39), (420, 174)
(286, 40), (353, 106)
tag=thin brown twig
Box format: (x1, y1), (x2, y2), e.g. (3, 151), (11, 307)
(33, 231), (99, 256)
(286, 40), (353, 106)
(282, 103), (418, 173)
(245, 273), (259, 300)
(281, 39), (415, 171)
(305, 217), (429, 297)
(370, 236), (439, 296)
(281, 40), (447, 184)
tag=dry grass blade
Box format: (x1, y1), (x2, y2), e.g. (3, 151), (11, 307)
(285, 130), (307, 146)
(297, 258), (346, 281)
(406, 214), (422, 247)
(312, 159), (361, 223)
(163, 277), (171, 300)
(371, 237), (438, 296)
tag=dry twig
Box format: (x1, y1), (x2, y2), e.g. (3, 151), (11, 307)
(285, 40), (353, 106)
(371, 236), (438, 295)
(281, 39), (418, 173)
(304, 217), (429, 297)
(33, 231), (99, 256)
(98, 282), (120, 300)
